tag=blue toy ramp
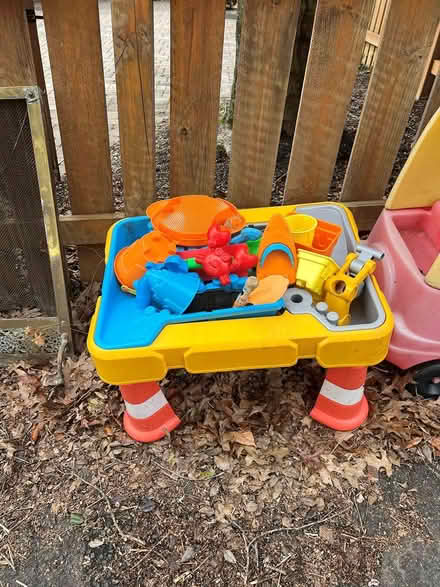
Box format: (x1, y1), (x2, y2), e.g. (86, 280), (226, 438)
(94, 217), (283, 351)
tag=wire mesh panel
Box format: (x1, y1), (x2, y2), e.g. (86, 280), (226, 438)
(0, 97), (56, 315)
(0, 87), (71, 358)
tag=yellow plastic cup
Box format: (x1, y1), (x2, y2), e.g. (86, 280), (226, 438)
(286, 214), (317, 246)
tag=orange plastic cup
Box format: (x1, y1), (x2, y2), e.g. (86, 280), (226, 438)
(114, 231), (176, 288)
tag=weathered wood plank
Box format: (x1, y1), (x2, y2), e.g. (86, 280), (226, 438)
(55, 200), (384, 245)
(0, 2), (58, 177)
(229, 0), (301, 209)
(374, 0), (389, 36)
(59, 213), (125, 245)
(346, 199), (384, 230)
(362, 0), (390, 68)
(42, 0), (112, 215)
(417, 22), (440, 99)
(0, 0), (35, 85)
(284, 0), (374, 205)
(369, 0), (382, 34)
(42, 0), (113, 280)
(169, 0), (225, 195)
(365, 30), (380, 47)
(112, 0), (156, 216)
(362, 0), (380, 68)
(0, 213), (122, 246)
(341, 0), (440, 203)
(26, 1), (59, 177)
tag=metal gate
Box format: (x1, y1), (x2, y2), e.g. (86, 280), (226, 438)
(0, 86), (71, 359)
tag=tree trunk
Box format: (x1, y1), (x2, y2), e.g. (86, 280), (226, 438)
(226, 0), (317, 136)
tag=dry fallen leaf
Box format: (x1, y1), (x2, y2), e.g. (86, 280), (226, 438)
(319, 526), (334, 543)
(224, 550), (237, 564)
(431, 437), (440, 455)
(319, 466), (333, 486)
(230, 429), (256, 447)
(365, 451), (393, 479)
(406, 437), (422, 449)
(334, 430), (355, 444)
(0, 441), (15, 459)
(31, 421), (45, 443)
(33, 332), (46, 347)
(421, 443), (433, 463)
(214, 502), (235, 523)
(180, 546), (195, 563)
(214, 454), (232, 472)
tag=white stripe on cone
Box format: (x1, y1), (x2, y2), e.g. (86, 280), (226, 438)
(124, 389), (168, 419)
(320, 379), (364, 406)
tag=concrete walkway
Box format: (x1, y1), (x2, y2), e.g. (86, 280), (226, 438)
(36, 0), (237, 169)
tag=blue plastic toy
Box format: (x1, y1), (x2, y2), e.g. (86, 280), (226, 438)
(230, 227), (262, 244)
(134, 255), (201, 314)
(260, 243), (295, 266)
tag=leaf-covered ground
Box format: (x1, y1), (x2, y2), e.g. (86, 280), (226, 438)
(1, 349), (440, 586)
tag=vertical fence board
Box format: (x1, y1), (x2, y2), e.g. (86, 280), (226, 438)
(42, 0), (112, 280)
(341, 0), (440, 203)
(112, 0), (156, 216)
(229, 0), (300, 209)
(417, 23), (440, 100)
(169, 0), (225, 195)
(362, 0), (389, 68)
(26, 1), (59, 178)
(284, 0), (374, 205)
(0, 0), (35, 85)
(365, 0), (381, 67)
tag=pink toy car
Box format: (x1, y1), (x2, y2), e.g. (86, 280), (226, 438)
(367, 109), (440, 398)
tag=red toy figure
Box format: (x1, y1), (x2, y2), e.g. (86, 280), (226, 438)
(196, 249), (232, 285)
(230, 245), (258, 277)
(192, 224), (257, 284)
(207, 223), (231, 248)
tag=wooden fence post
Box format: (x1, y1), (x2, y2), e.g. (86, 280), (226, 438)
(0, 0), (35, 86)
(169, 0), (225, 196)
(112, 0), (156, 216)
(341, 0), (440, 203)
(26, 1), (59, 179)
(228, 0), (301, 209)
(42, 0), (113, 281)
(284, 0), (374, 205)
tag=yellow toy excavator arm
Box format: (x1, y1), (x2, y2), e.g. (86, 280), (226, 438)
(386, 107), (440, 210)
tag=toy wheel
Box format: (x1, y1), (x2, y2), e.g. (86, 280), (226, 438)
(406, 360), (440, 399)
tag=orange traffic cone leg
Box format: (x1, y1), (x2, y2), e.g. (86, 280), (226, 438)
(310, 367), (368, 431)
(120, 382), (181, 443)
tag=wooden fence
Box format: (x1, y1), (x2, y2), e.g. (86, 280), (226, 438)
(2, 0), (440, 281)
(362, 0), (389, 68)
(362, 0), (440, 102)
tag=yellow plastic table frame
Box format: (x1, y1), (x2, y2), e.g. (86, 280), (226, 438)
(88, 203), (394, 385)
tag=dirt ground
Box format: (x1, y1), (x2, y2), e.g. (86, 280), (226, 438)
(1, 360), (440, 587)
(1, 69), (439, 587)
